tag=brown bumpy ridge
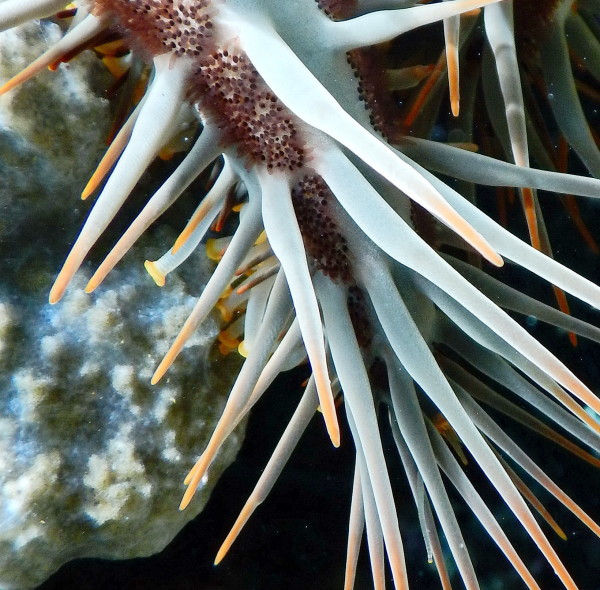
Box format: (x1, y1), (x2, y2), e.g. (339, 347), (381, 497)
(190, 51), (306, 171)
(347, 46), (402, 143)
(291, 175), (352, 282)
(93, 0), (214, 58)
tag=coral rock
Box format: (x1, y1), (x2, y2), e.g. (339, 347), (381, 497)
(0, 20), (242, 590)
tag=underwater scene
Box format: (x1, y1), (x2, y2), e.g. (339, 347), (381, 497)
(1, 1), (600, 589)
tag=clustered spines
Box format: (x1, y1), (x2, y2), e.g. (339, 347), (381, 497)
(93, 0), (213, 58)
(291, 175), (352, 282)
(4, 1), (600, 589)
(191, 50), (306, 170)
(93, 0), (308, 170)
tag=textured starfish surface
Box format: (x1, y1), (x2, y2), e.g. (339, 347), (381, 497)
(1, 0), (600, 588)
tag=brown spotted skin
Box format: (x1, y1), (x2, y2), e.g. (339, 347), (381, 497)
(347, 46), (402, 143)
(189, 51), (306, 171)
(290, 173), (373, 350)
(317, 2), (401, 141)
(93, 0), (215, 58)
(291, 176), (352, 282)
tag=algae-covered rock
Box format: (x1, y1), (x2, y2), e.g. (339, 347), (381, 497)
(0, 19), (243, 590)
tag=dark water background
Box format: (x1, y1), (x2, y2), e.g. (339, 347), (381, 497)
(27, 16), (600, 590)
(32, 141), (600, 589)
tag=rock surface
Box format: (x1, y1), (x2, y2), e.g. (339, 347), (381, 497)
(0, 18), (243, 590)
